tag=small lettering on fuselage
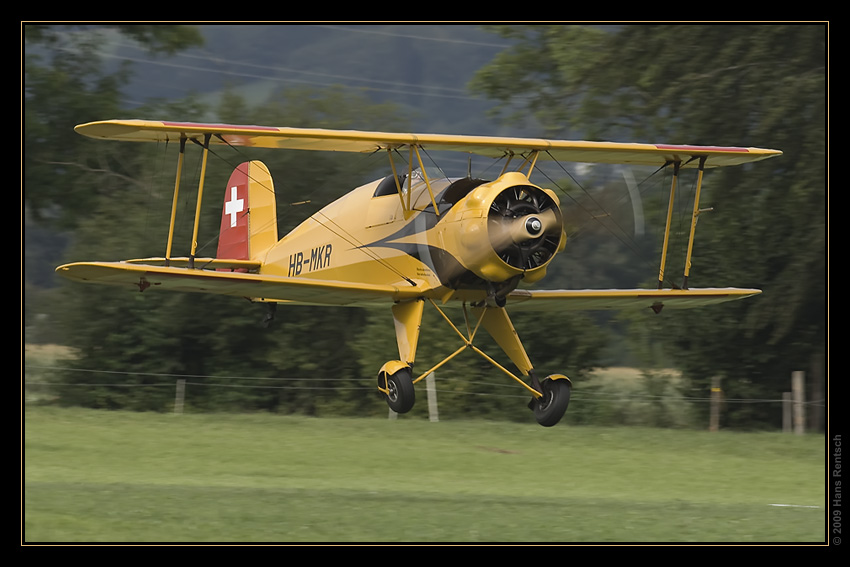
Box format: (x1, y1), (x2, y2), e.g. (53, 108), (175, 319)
(288, 244), (333, 276)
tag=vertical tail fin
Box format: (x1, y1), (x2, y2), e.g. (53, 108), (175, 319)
(216, 161), (278, 264)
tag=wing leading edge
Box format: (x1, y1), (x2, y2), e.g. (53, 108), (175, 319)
(74, 120), (782, 168)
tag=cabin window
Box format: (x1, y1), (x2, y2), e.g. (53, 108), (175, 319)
(440, 177), (488, 205)
(373, 173), (407, 197)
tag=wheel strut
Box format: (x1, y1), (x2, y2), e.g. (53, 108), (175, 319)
(378, 298), (572, 426)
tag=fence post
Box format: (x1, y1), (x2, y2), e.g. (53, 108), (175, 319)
(426, 372), (439, 422)
(782, 392), (792, 432)
(174, 378), (185, 414)
(792, 371), (805, 435)
(709, 376), (721, 431)
(387, 373), (438, 421)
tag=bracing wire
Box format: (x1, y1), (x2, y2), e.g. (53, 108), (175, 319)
(534, 153), (704, 289)
(173, 135), (418, 285)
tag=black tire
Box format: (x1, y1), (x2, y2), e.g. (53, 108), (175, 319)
(383, 368), (416, 414)
(533, 378), (571, 427)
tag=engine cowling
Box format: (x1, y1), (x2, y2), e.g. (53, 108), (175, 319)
(440, 171), (565, 285)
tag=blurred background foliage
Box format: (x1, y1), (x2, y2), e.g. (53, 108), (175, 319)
(24, 24), (826, 429)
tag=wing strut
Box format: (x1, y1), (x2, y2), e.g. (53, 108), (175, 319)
(657, 161), (680, 289)
(519, 150), (541, 177)
(162, 133), (213, 269)
(498, 152), (516, 177)
(386, 144), (441, 219)
(656, 156), (712, 290)
(413, 146), (440, 215)
(188, 134), (212, 268)
(682, 156), (708, 290)
(164, 137), (187, 266)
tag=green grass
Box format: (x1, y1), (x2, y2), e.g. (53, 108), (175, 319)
(23, 406), (826, 544)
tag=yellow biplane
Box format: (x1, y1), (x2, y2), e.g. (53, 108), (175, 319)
(56, 119), (781, 426)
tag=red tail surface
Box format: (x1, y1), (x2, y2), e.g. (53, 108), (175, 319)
(216, 161), (278, 262)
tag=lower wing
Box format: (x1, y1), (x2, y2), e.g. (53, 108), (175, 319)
(56, 260), (759, 312)
(506, 287), (760, 312)
(55, 260), (422, 306)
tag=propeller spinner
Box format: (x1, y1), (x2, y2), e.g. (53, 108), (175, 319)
(488, 185), (563, 272)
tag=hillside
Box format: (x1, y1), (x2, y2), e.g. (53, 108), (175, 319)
(116, 24), (513, 135)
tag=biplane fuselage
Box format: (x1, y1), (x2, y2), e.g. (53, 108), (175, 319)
(56, 119), (781, 426)
(266, 173), (452, 289)
(263, 170), (563, 307)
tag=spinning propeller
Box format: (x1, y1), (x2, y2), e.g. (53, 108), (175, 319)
(487, 185), (563, 271)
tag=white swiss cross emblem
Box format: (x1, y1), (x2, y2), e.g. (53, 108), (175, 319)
(225, 186), (244, 228)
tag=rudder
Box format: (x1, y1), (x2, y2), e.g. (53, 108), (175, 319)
(216, 161), (278, 263)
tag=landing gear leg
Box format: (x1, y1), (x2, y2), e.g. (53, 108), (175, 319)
(472, 305), (570, 426)
(378, 299), (572, 426)
(377, 299), (424, 414)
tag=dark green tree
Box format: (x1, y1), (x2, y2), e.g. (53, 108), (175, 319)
(24, 24), (203, 228)
(50, 85), (414, 414)
(471, 24), (826, 429)
(24, 24), (204, 343)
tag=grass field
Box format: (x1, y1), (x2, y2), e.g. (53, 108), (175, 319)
(23, 406), (826, 544)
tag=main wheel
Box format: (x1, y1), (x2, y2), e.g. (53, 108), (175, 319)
(381, 368), (416, 414)
(533, 378), (571, 427)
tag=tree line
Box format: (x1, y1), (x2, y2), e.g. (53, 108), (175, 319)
(24, 24), (826, 430)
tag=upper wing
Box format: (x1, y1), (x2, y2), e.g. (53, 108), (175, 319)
(75, 119), (782, 168)
(505, 287), (761, 312)
(55, 260), (423, 306)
